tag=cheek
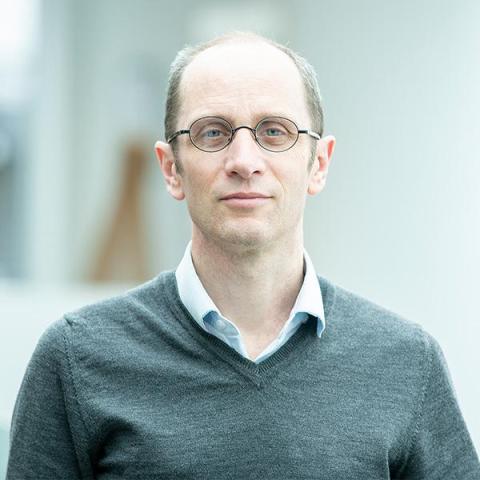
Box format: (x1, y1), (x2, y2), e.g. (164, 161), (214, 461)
(279, 165), (310, 196)
(181, 168), (215, 203)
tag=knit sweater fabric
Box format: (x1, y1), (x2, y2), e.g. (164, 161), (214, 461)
(7, 272), (480, 479)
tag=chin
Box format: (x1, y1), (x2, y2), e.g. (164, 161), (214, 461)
(216, 223), (275, 250)
(193, 216), (281, 251)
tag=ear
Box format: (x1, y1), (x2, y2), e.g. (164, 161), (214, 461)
(154, 140), (185, 200)
(307, 135), (336, 196)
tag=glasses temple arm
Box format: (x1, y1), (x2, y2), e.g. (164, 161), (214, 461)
(298, 129), (321, 140)
(167, 130), (190, 143)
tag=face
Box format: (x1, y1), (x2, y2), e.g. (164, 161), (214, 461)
(156, 41), (335, 252)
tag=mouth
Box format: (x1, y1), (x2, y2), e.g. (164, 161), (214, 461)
(221, 192), (270, 200)
(220, 192), (272, 208)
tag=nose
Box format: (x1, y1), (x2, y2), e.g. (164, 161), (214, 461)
(224, 127), (266, 179)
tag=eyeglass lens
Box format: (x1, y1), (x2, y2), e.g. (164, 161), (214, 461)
(189, 117), (299, 152)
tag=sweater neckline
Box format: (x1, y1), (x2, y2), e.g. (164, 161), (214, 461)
(160, 271), (337, 380)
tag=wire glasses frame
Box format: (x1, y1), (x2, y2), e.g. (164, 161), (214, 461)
(167, 116), (321, 153)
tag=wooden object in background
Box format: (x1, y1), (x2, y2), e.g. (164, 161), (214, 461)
(90, 141), (149, 283)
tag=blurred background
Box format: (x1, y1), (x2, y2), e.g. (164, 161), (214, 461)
(0, 0), (479, 473)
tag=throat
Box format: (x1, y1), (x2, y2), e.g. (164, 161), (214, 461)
(191, 237), (306, 341)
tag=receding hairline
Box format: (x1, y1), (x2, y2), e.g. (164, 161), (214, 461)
(180, 31), (300, 69)
(181, 34), (301, 76)
(177, 37), (306, 119)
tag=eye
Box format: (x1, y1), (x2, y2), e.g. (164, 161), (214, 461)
(190, 117), (232, 150)
(198, 124), (230, 143)
(264, 127), (284, 137)
(194, 121), (230, 140)
(257, 120), (289, 138)
(205, 128), (224, 138)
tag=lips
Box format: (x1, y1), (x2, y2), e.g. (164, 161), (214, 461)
(219, 192), (272, 209)
(220, 192), (271, 200)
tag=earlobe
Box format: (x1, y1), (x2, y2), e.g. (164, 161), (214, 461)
(154, 140), (185, 200)
(307, 170), (326, 196)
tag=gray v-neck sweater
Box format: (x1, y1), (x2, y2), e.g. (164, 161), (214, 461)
(7, 272), (480, 479)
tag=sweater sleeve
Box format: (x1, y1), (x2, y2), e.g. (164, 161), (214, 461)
(397, 333), (480, 479)
(6, 319), (91, 479)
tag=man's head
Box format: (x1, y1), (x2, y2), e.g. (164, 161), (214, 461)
(155, 32), (335, 252)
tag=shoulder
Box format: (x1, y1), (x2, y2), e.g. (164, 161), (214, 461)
(33, 271), (178, 358)
(318, 275), (435, 362)
(23, 271), (183, 392)
(61, 270), (176, 330)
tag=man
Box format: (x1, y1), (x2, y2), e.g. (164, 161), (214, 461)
(7, 32), (480, 479)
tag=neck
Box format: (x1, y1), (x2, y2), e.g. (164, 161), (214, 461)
(190, 231), (305, 338)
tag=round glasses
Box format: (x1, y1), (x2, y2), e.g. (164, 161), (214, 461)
(167, 116), (321, 153)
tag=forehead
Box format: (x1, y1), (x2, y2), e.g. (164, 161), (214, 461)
(178, 41), (309, 126)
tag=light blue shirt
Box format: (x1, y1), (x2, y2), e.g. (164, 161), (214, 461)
(175, 242), (325, 363)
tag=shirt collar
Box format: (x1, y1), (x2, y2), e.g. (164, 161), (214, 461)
(175, 241), (325, 337)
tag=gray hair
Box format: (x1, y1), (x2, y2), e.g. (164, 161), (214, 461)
(164, 32), (324, 166)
